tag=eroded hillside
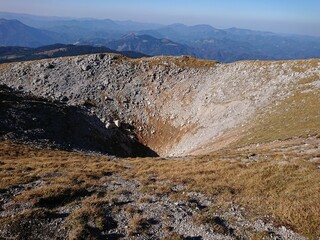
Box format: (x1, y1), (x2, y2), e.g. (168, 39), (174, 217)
(0, 55), (319, 156)
(0, 55), (320, 239)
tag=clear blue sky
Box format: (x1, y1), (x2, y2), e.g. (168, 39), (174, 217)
(1, 0), (320, 36)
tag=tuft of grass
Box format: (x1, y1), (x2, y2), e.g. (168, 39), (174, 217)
(67, 195), (115, 240)
(123, 205), (138, 216)
(67, 205), (105, 240)
(139, 183), (173, 195)
(250, 231), (269, 240)
(162, 232), (185, 240)
(128, 214), (150, 236)
(193, 213), (234, 235)
(138, 196), (154, 203)
(169, 192), (192, 203)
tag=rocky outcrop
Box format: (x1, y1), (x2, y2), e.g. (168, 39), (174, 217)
(0, 54), (319, 156)
(0, 85), (157, 157)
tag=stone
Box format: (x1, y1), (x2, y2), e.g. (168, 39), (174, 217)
(114, 120), (121, 128)
(81, 64), (91, 71)
(98, 85), (106, 90)
(105, 122), (116, 129)
(44, 62), (55, 69)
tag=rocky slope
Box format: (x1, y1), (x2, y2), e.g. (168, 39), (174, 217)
(0, 85), (156, 157)
(0, 54), (319, 156)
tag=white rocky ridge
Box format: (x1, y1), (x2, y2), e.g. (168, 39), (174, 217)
(0, 54), (319, 156)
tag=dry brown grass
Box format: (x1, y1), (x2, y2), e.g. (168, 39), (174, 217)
(1, 140), (319, 238)
(291, 59), (319, 72)
(162, 232), (185, 240)
(67, 204), (107, 240)
(193, 213), (233, 235)
(125, 148), (320, 237)
(297, 74), (319, 84)
(138, 196), (154, 203)
(0, 62), (11, 71)
(0, 140), (124, 191)
(0, 140), (123, 239)
(132, 55), (218, 69)
(235, 81), (320, 147)
(140, 182), (174, 195)
(128, 214), (150, 236)
(123, 205), (138, 215)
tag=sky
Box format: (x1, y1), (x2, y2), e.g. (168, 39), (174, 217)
(1, 0), (320, 36)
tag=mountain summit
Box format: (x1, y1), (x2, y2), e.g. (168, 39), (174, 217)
(0, 18), (56, 47)
(106, 33), (196, 56)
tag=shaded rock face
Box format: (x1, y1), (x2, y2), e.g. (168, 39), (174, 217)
(0, 85), (158, 157)
(0, 54), (319, 156)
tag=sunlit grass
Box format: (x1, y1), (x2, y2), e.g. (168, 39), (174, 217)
(234, 78), (320, 147)
(1, 140), (319, 238)
(125, 149), (320, 237)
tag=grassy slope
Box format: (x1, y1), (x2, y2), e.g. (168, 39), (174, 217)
(233, 64), (320, 148)
(127, 145), (320, 238)
(1, 139), (319, 238)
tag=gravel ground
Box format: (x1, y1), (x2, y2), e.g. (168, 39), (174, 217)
(0, 164), (306, 240)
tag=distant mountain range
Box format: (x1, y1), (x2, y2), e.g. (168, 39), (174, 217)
(0, 44), (148, 64)
(104, 33), (196, 57)
(1, 12), (320, 62)
(0, 18), (57, 47)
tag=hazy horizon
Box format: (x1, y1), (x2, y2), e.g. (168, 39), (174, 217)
(0, 0), (320, 37)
